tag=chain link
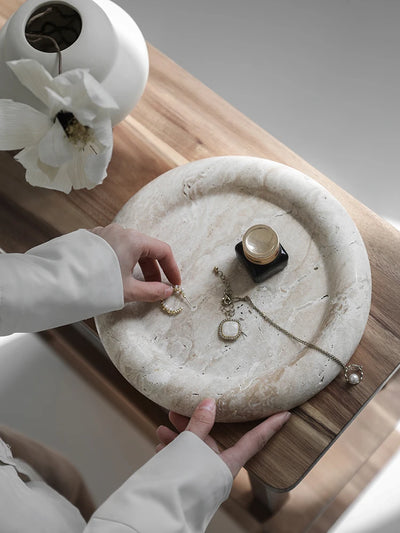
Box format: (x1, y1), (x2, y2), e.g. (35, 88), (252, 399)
(213, 267), (364, 384)
(239, 296), (346, 370)
(214, 267), (236, 318)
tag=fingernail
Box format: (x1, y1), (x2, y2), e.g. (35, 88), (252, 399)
(276, 411), (291, 425)
(199, 398), (216, 412)
(163, 285), (173, 298)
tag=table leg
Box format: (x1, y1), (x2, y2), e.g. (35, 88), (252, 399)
(248, 472), (289, 520)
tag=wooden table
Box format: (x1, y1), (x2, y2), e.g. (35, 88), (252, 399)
(1, 0), (400, 525)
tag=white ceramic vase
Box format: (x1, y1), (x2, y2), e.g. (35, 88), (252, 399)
(0, 0), (149, 125)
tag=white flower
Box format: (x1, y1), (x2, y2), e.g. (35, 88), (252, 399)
(0, 59), (118, 193)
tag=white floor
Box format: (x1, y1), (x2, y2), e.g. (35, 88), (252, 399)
(0, 1), (399, 532)
(0, 333), (154, 506)
(328, 445), (400, 533)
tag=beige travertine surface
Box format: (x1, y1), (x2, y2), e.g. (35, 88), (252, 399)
(96, 156), (371, 422)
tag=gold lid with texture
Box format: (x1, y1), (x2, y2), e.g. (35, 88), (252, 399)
(242, 225), (280, 265)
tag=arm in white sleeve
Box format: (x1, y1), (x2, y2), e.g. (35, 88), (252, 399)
(84, 431), (233, 533)
(0, 229), (124, 335)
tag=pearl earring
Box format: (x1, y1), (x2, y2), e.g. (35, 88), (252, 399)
(160, 285), (193, 315)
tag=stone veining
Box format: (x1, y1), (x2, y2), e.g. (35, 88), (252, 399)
(96, 156), (372, 422)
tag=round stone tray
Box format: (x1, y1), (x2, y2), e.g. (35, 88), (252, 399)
(96, 156), (371, 422)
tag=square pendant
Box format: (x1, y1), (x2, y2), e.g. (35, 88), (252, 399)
(218, 319), (241, 341)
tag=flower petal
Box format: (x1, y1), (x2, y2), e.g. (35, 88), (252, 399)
(73, 108), (98, 127)
(38, 120), (73, 167)
(83, 143), (112, 185)
(15, 145), (73, 192)
(53, 68), (88, 95)
(53, 149), (109, 191)
(16, 141), (110, 192)
(14, 145), (40, 173)
(44, 87), (72, 116)
(53, 153), (91, 191)
(47, 80), (98, 126)
(81, 71), (118, 110)
(7, 59), (53, 107)
(68, 152), (93, 189)
(57, 69), (118, 110)
(91, 117), (113, 150)
(0, 100), (51, 150)
(76, 117), (113, 155)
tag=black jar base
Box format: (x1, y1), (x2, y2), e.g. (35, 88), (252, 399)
(235, 241), (289, 283)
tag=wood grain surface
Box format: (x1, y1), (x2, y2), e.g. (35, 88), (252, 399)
(1, 0), (399, 491)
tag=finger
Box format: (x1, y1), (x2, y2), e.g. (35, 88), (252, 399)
(156, 425), (178, 446)
(124, 278), (173, 303)
(158, 254), (181, 287)
(139, 236), (181, 286)
(169, 411), (190, 433)
(185, 398), (216, 441)
(155, 443), (165, 453)
(221, 411), (291, 478)
(169, 411), (220, 453)
(139, 257), (161, 282)
(89, 226), (103, 234)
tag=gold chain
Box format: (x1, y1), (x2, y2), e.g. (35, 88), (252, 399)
(213, 267), (364, 385)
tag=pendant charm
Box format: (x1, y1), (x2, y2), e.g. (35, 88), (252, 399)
(160, 285), (184, 316)
(344, 363), (364, 385)
(218, 319), (242, 341)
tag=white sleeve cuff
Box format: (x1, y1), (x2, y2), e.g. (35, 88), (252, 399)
(85, 431), (233, 533)
(0, 229), (124, 335)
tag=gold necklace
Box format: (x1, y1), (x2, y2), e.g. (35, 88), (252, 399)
(213, 267), (364, 385)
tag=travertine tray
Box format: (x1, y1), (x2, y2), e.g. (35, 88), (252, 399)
(96, 156), (371, 422)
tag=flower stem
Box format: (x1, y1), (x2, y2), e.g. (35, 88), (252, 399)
(25, 32), (63, 74)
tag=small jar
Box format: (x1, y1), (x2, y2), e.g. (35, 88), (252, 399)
(235, 224), (289, 283)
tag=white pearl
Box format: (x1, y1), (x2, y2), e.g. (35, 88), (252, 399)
(348, 373), (360, 385)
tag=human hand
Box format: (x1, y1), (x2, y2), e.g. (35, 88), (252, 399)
(155, 398), (291, 478)
(90, 223), (181, 303)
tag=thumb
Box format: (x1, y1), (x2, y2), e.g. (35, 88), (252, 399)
(220, 411), (291, 478)
(124, 278), (173, 303)
(185, 398), (216, 441)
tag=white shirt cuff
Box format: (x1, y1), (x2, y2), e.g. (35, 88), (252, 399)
(85, 431), (233, 533)
(0, 229), (124, 335)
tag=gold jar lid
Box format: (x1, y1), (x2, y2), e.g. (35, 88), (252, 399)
(242, 225), (280, 265)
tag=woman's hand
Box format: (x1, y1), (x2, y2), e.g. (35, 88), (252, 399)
(156, 398), (291, 478)
(90, 223), (181, 303)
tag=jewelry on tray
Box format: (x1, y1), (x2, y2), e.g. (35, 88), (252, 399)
(160, 285), (194, 316)
(213, 267), (242, 341)
(213, 266), (364, 385)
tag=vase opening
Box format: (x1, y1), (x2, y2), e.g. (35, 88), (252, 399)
(25, 2), (82, 53)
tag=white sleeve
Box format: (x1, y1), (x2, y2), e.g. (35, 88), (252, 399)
(84, 431), (233, 533)
(0, 229), (124, 335)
